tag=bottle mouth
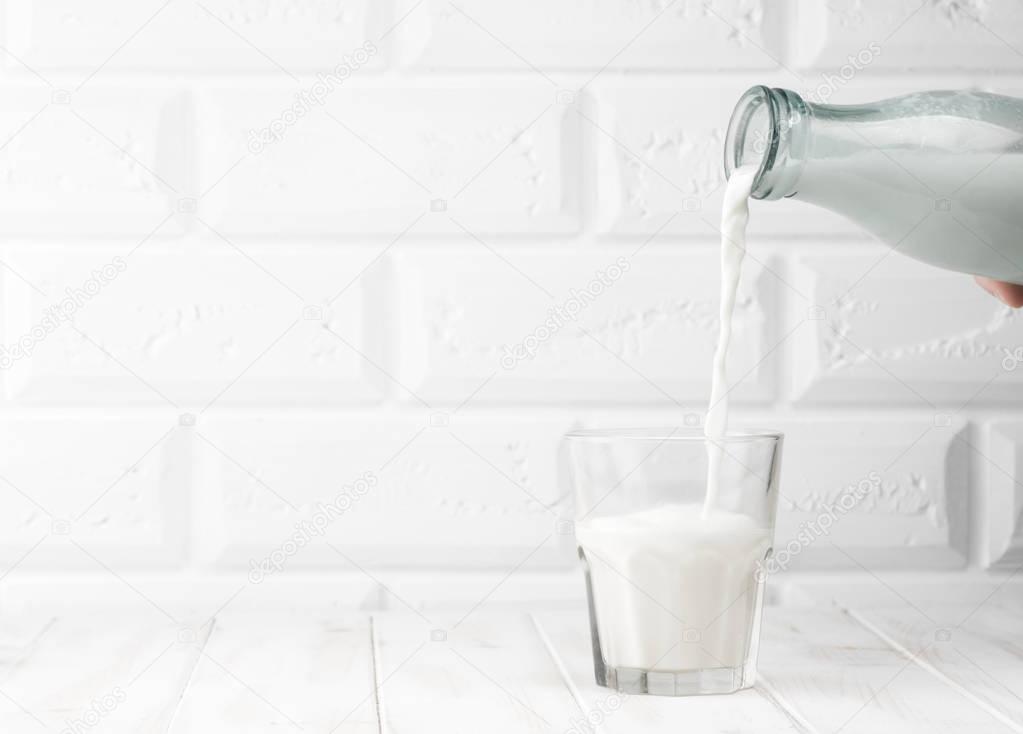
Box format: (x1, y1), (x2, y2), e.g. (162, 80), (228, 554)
(724, 85), (807, 200)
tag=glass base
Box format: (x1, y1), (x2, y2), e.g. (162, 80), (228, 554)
(580, 548), (764, 697)
(597, 664), (755, 696)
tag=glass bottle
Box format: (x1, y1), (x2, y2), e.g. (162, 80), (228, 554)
(724, 86), (1023, 284)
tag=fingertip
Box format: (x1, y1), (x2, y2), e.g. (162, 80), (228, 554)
(1001, 286), (1023, 308)
(976, 276), (1023, 308)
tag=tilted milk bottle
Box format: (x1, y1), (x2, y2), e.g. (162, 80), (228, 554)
(725, 86), (1023, 284)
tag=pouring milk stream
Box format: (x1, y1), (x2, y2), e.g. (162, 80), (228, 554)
(574, 166), (765, 673)
(703, 164), (757, 516)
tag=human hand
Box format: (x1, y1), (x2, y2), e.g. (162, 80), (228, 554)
(976, 276), (1023, 308)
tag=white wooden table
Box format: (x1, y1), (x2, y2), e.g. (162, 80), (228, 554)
(2, 603), (1022, 733)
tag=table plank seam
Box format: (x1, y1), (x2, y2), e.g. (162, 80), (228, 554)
(0, 616), (56, 685)
(844, 606), (1023, 734)
(528, 613), (602, 731)
(369, 616), (385, 734)
(755, 673), (822, 734)
(164, 617), (216, 734)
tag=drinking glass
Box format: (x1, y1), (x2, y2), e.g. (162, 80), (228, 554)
(565, 427), (783, 696)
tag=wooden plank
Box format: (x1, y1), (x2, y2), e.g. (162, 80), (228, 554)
(759, 607), (1021, 734)
(0, 614), (55, 674)
(988, 585), (1023, 616)
(0, 614), (58, 732)
(373, 612), (582, 734)
(784, 577), (1023, 624)
(0, 613), (208, 733)
(533, 611), (800, 734)
(168, 612), (378, 733)
(8, 605), (1019, 732)
(846, 603), (1023, 731)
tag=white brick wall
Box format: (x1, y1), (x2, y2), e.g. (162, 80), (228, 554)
(1, 0), (1022, 607)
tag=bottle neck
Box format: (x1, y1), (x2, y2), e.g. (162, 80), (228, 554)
(724, 86), (811, 200)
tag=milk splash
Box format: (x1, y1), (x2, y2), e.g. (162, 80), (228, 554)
(703, 165), (758, 515)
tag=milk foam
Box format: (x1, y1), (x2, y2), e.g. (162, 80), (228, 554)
(577, 504), (770, 671)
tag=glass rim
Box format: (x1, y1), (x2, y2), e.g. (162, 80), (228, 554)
(564, 426), (783, 443)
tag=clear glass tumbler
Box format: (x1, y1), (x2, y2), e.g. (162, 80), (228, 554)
(565, 427), (783, 696)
